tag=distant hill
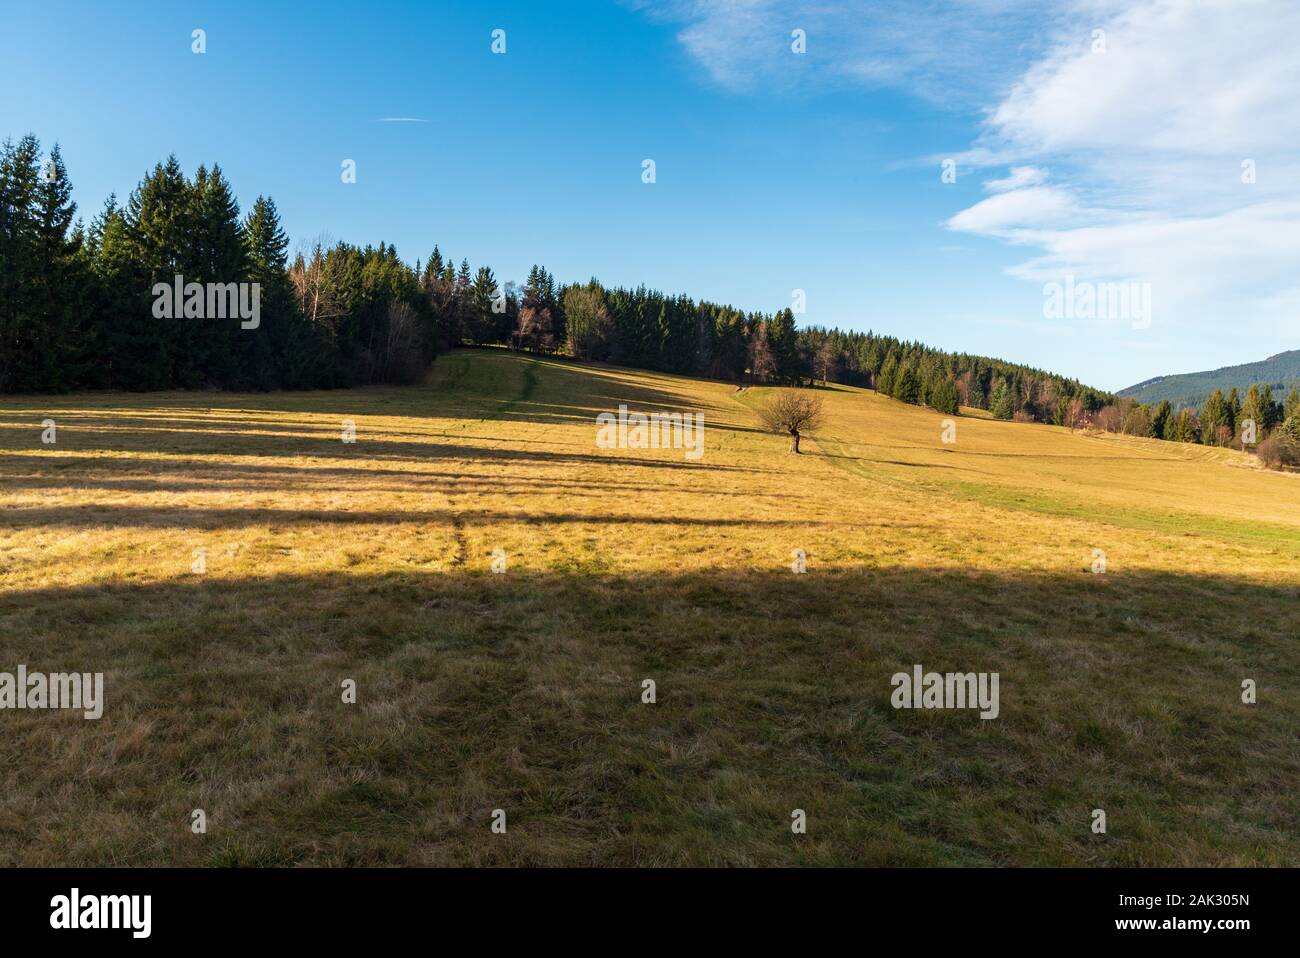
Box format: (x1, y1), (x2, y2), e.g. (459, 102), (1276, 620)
(1119, 350), (1300, 408)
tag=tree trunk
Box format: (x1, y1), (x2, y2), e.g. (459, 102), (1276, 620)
(790, 431), (801, 454)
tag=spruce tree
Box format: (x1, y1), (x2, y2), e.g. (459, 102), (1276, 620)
(516, 268), (554, 352)
(876, 354), (898, 395)
(423, 246), (444, 287)
(29, 143), (82, 390)
(469, 266), (498, 344)
(1260, 384), (1280, 428)
(455, 259), (472, 344)
(188, 163), (248, 386)
(1240, 384), (1265, 432)
(1200, 389), (1228, 444)
(0, 135), (42, 391)
(1285, 385), (1300, 421)
(243, 195), (317, 388)
(989, 379), (1016, 419)
(766, 308), (799, 383)
(929, 378), (959, 415)
(893, 360), (921, 404)
(125, 156), (194, 387)
(1151, 400), (1172, 440)
(1227, 387), (1242, 428)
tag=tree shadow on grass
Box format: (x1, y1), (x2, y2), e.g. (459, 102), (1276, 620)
(0, 472), (802, 500)
(0, 566), (1295, 867)
(0, 348), (772, 440)
(0, 503), (830, 531)
(0, 433), (772, 471)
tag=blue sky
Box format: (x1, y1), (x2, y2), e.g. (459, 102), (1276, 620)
(4, 0), (1297, 391)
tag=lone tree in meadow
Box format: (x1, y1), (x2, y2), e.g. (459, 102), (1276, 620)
(760, 390), (825, 454)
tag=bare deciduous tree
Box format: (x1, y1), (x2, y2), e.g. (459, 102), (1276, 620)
(378, 301), (424, 384)
(814, 340), (839, 385)
(1065, 397), (1087, 431)
(289, 238), (345, 336)
(759, 390), (825, 454)
(1093, 404), (1123, 433)
(748, 321), (777, 383)
(564, 285), (611, 360)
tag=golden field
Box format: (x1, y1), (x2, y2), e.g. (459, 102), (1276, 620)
(0, 347), (1297, 865)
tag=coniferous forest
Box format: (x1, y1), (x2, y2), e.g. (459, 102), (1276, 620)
(4, 134), (1298, 466)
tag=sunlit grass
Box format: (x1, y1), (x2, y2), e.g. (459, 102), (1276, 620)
(0, 348), (1296, 865)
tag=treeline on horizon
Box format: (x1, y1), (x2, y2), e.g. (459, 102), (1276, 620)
(3, 136), (1297, 467)
(1085, 383), (1300, 469)
(0, 136), (1109, 412)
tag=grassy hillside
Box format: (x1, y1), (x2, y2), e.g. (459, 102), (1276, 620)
(1119, 348), (1300, 408)
(1, 348), (1297, 866)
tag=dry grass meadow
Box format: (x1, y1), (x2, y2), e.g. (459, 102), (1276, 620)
(1, 347), (1297, 865)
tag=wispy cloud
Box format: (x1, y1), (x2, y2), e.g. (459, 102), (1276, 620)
(643, 0), (1300, 351)
(945, 0), (1300, 337)
(374, 117), (430, 123)
(946, 185), (1091, 235)
(987, 1), (1300, 157)
(631, 0), (1049, 104)
(984, 166), (1047, 193)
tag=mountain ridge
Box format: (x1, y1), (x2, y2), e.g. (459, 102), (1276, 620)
(1119, 349), (1300, 407)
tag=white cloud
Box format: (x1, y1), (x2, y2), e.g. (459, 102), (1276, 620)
(946, 185), (1086, 234)
(990, 0), (1300, 155)
(944, 0), (1300, 338)
(1002, 200), (1300, 295)
(983, 166), (1047, 193)
(643, 0), (1300, 365)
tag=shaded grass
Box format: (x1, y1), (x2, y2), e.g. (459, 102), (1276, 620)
(0, 568), (1294, 866)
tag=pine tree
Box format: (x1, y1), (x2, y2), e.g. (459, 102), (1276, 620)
(990, 378), (1017, 420)
(876, 354), (898, 395)
(709, 306), (747, 381)
(188, 163), (248, 386)
(542, 268), (564, 348)
(1167, 407), (1200, 443)
(766, 308), (799, 383)
(1285, 385), (1300, 421)
(1240, 384), (1265, 433)
(455, 259), (472, 344)
(124, 156), (195, 387)
(1151, 400), (1172, 440)
(423, 246), (444, 287)
(419, 246), (459, 348)
(1260, 383), (1281, 428)
(1200, 389), (1229, 445)
(0, 135), (43, 391)
(243, 195), (320, 388)
(1227, 387), (1242, 428)
(893, 360), (921, 404)
(469, 265), (498, 344)
(516, 269), (554, 352)
(29, 143), (82, 390)
(929, 378), (959, 415)
(1053, 396), (1069, 427)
